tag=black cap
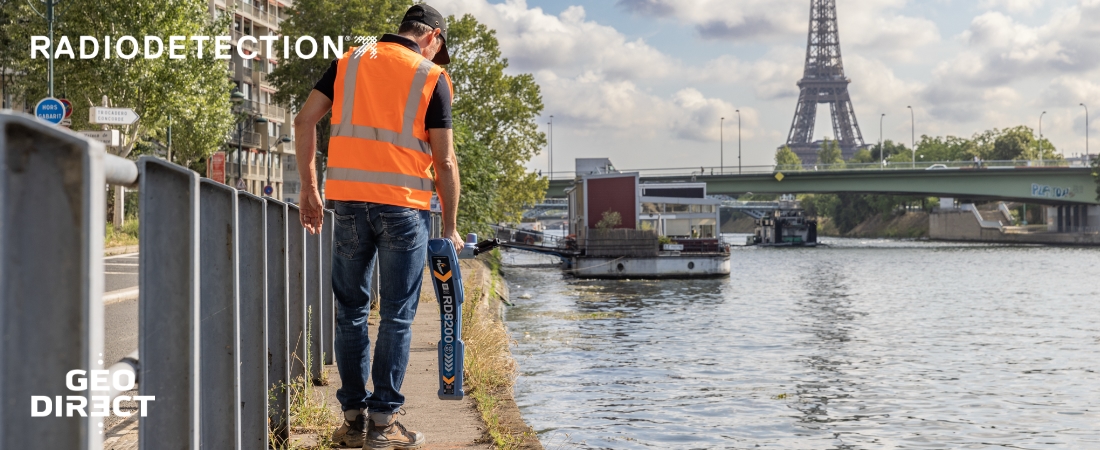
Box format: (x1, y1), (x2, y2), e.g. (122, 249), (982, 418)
(402, 4), (449, 65)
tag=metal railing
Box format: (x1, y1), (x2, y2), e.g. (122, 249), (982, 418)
(549, 159), (1085, 179)
(0, 111), (336, 448)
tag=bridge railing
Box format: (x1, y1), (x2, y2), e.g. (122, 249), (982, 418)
(0, 111), (335, 449)
(547, 159), (1082, 179)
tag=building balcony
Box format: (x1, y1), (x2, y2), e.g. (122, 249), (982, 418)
(228, 130), (262, 148)
(231, 29), (256, 51)
(231, 0), (280, 28)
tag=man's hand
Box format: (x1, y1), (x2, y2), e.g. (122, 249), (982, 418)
(445, 228), (463, 251)
(300, 187), (324, 234)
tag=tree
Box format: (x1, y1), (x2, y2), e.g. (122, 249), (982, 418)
(849, 148), (874, 163)
(774, 145), (802, 171)
(269, 0), (409, 186)
(5, 0), (235, 170)
(817, 138), (844, 167)
(446, 14), (547, 233)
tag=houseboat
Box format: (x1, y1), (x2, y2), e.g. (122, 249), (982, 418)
(749, 208), (818, 247)
(502, 158), (730, 279)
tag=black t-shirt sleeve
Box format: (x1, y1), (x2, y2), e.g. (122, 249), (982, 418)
(313, 59), (338, 100)
(425, 75), (452, 130)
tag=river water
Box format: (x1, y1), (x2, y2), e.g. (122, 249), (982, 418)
(500, 236), (1100, 449)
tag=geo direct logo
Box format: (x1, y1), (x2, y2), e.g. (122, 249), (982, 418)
(30, 369), (154, 419)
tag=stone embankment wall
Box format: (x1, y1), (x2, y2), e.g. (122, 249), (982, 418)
(930, 210), (1100, 245)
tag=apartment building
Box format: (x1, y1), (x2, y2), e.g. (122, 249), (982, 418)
(212, 0), (301, 204)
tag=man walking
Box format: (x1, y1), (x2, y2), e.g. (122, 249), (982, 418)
(293, 4), (463, 448)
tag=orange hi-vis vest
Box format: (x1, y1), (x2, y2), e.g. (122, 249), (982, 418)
(326, 42), (452, 209)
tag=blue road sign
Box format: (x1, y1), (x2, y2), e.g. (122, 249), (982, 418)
(35, 98), (65, 125)
(263, 185), (273, 195)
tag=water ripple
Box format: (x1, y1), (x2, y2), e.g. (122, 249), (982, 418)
(502, 238), (1100, 449)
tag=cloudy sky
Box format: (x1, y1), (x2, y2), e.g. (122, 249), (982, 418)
(432, 0), (1100, 174)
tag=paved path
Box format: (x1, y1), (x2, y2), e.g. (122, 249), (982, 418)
(295, 268), (489, 449)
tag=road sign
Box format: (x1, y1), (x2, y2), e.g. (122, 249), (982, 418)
(236, 179), (247, 190)
(35, 98), (65, 124)
(207, 152), (226, 183)
(60, 117), (72, 128)
(59, 99), (73, 118)
(78, 130), (120, 146)
(89, 106), (139, 125)
(263, 185), (273, 195)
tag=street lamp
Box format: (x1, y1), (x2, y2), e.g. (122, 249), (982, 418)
(1082, 103), (1089, 161)
(1039, 111), (1046, 165)
(879, 113), (886, 169)
(230, 88), (267, 192)
(907, 106), (915, 168)
(266, 134), (292, 195)
(736, 110), (742, 175)
(720, 117), (725, 175)
(549, 115), (554, 180)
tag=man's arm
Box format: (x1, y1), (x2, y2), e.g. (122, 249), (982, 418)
(292, 90), (333, 234)
(429, 128), (462, 249)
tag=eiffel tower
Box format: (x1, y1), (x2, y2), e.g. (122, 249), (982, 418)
(784, 0), (866, 163)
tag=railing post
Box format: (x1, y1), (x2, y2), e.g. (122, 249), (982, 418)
(306, 224), (323, 383)
(322, 210), (335, 366)
(237, 192), (268, 448)
(0, 113), (105, 450)
(265, 200), (290, 442)
(139, 156), (201, 449)
(198, 180), (241, 449)
(287, 205), (307, 382)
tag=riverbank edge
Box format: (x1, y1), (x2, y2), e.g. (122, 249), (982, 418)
(724, 212), (930, 239)
(465, 254), (544, 450)
(817, 211), (930, 238)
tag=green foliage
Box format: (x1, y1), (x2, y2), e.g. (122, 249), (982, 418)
(446, 14), (547, 233)
(913, 126), (1061, 163)
(595, 209), (622, 229)
(817, 138), (844, 167)
(269, 0), (409, 184)
(868, 139), (909, 163)
(774, 145), (802, 171)
(849, 148), (874, 163)
(270, 0), (407, 111)
(4, 0), (235, 170)
(658, 235), (674, 245)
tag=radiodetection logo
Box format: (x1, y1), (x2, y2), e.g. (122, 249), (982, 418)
(30, 35), (378, 60)
(30, 369), (154, 418)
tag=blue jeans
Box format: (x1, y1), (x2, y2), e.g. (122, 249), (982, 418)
(330, 200), (430, 414)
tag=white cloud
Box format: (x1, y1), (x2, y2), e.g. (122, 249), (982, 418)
(979, 0), (1045, 14)
(618, 0), (940, 62)
(616, 0), (804, 40)
(840, 1), (941, 62)
(436, 0), (677, 79)
(697, 47), (804, 100)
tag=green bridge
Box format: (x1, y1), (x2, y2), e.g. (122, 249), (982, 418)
(545, 167), (1100, 205)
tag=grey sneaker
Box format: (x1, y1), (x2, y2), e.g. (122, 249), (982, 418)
(331, 409), (366, 448)
(365, 411), (425, 450)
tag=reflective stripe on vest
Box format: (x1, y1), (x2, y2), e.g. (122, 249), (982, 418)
(327, 167), (434, 192)
(330, 54), (434, 157)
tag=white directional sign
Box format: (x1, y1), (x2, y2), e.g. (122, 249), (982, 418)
(79, 130), (121, 146)
(89, 107), (139, 125)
